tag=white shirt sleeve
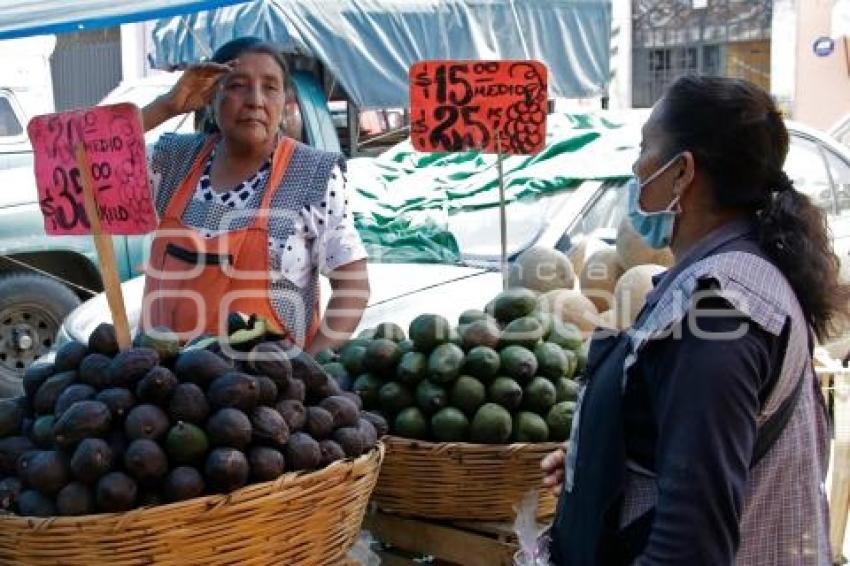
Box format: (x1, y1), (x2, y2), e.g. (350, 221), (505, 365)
(309, 164), (368, 275)
(272, 164), (367, 287)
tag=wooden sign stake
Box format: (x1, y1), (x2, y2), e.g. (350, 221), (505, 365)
(496, 133), (508, 291)
(844, 36), (850, 77)
(75, 144), (132, 350)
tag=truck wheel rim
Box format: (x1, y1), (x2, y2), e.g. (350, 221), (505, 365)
(0, 305), (59, 374)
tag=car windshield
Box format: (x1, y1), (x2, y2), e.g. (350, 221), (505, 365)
(448, 191), (576, 260)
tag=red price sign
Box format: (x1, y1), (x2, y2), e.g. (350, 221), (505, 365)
(27, 103), (155, 236)
(409, 60), (548, 155)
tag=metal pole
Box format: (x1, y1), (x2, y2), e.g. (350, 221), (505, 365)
(496, 134), (508, 290)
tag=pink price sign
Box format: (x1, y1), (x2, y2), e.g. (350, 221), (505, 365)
(27, 103), (156, 236)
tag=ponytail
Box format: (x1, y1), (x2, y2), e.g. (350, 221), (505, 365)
(758, 177), (850, 341)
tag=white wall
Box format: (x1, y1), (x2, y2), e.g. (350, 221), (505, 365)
(771, 0), (798, 116)
(120, 22), (161, 81)
(793, 0), (850, 130)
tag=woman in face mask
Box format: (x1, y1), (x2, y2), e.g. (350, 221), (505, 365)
(540, 76), (850, 565)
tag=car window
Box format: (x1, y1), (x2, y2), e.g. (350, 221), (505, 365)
(786, 135), (835, 213)
(0, 95), (23, 137)
(825, 148), (850, 214)
(561, 181), (628, 249)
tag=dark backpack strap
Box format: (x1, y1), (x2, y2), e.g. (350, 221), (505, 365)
(751, 331), (813, 468)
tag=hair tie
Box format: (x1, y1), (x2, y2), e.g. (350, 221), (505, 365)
(771, 171), (794, 194)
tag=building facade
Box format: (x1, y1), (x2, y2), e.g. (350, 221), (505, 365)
(631, 0), (772, 108)
(620, 0), (850, 133)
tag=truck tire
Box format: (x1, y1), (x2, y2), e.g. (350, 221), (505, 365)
(0, 273), (81, 397)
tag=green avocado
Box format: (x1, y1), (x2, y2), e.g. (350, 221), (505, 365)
(555, 378), (580, 403)
(512, 412), (549, 442)
(488, 377), (523, 411)
(500, 317), (545, 350)
(460, 319), (501, 351)
(427, 343), (465, 384)
(352, 373), (383, 410)
(463, 346), (501, 381)
(469, 403), (512, 444)
(408, 314), (452, 353)
(523, 376), (557, 414)
(546, 321), (584, 351)
(431, 407), (470, 442)
(378, 382), (414, 414)
(166, 422), (209, 465)
(547, 401), (577, 441)
(450, 375), (486, 417)
(499, 346), (538, 384)
(396, 351), (428, 386)
(492, 288), (537, 323)
(458, 309), (491, 325)
(534, 342), (570, 380)
(374, 322), (407, 342)
(364, 339), (402, 374)
(415, 379), (449, 415)
(393, 407), (429, 439)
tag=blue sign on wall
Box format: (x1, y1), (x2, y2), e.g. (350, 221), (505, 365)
(813, 36), (836, 57)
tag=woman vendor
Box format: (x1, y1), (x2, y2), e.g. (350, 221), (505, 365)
(140, 37), (369, 353)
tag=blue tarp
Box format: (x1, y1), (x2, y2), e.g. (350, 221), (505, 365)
(150, 0), (612, 109)
(0, 0), (249, 40)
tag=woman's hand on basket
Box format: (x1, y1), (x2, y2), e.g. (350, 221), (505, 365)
(541, 446), (566, 496)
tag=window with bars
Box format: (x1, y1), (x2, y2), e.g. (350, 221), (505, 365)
(631, 0), (771, 107)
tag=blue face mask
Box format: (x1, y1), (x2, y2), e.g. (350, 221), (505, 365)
(626, 154), (684, 249)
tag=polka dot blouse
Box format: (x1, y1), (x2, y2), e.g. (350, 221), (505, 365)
(149, 141), (367, 289)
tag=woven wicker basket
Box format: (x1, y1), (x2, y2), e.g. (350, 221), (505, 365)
(373, 436), (560, 521)
(0, 444), (384, 566)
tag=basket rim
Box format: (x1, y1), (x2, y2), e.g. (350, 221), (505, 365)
(382, 435), (563, 451)
(0, 442), (385, 526)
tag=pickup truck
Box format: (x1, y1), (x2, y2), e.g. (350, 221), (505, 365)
(0, 70), (340, 394)
(0, 35), (56, 171)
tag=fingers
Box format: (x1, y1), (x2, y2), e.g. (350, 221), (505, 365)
(199, 83), (219, 101)
(542, 467), (564, 486)
(542, 466), (564, 497)
(195, 59), (238, 75)
(540, 447), (565, 473)
(168, 59), (238, 74)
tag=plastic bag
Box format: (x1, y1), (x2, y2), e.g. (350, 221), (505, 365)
(512, 490), (552, 566)
(346, 531), (381, 566)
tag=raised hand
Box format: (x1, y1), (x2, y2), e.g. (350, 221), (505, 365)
(163, 60), (237, 115)
(142, 60), (237, 132)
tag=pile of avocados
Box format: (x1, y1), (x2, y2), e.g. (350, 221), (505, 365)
(323, 288), (582, 445)
(0, 315), (383, 517)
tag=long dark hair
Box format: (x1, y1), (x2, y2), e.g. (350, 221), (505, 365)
(659, 76), (850, 341)
(199, 36), (290, 134)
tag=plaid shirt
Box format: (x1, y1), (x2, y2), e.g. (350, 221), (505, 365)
(615, 224), (831, 565)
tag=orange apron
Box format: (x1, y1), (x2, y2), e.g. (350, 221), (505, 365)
(140, 136), (321, 347)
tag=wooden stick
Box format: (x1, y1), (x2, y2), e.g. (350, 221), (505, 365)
(75, 144), (132, 350)
(830, 367), (850, 561)
(496, 134), (508, 290)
